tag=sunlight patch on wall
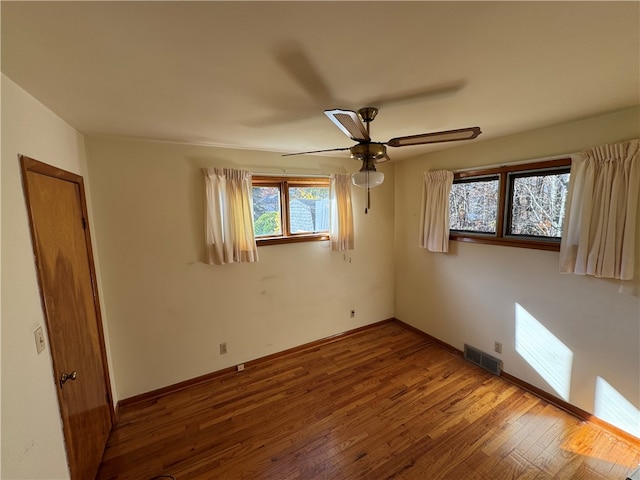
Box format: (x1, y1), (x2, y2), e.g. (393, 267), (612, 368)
(595, 377), (640, 437)
(515, 303), (573, 401)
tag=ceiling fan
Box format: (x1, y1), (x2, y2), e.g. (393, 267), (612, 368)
(284, 107), (482, 212)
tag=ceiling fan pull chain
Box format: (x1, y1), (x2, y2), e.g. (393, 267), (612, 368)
(365, 185), (370, 214)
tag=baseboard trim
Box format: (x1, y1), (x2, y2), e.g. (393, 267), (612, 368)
(395, 319), (461, 355)
(117, 318), (395, 411)
(394, 318), (640, 447)
(113, 400), (120, 423)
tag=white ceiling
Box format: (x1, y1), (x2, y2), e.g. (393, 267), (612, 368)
(2, 1), (639, 161)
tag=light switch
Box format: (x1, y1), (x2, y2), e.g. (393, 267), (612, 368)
(34, 326), (46, 354)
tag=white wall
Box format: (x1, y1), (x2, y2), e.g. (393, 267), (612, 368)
(395, 107), (640, 436)
(0, 75), (94, 479)
(85, 137), (396, 400)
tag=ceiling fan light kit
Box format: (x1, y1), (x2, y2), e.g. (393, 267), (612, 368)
(352, 170), (385, 189)
(285, 106), (482, 212)
(352, 157), (384, 189)
(351, 157), (384, 214)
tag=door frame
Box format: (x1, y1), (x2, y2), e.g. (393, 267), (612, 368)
(20, 155), (115, 470)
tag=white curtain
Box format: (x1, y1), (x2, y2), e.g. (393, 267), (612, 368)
(419, 170), (454, 253)
(203, 167), (259, 265)
(559, 139), (639, 280)
(329, 173), (354, 251)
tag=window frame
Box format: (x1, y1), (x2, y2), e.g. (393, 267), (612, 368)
(252, 175), (331, 246)
(449, 158), (571, 251)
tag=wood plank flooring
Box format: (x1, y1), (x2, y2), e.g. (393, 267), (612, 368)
(97, 321), (640, 479)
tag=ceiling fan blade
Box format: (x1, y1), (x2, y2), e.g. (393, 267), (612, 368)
(324, 109), (370, 142)
(387, 127), (482, 147)
(241, 105), (319, 127)
(275, 42), (333, 104)
(376, 153), (392, 164)
(365, 80), (467, 108)
(282, 147), (351, 157)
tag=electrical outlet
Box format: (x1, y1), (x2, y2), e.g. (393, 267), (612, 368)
(34, 326), (46, 354)
(494, 341), (503, 354)
(219, 342), (227, 355)
(350, 310), (356, 318)
(237, 364), (245, 372)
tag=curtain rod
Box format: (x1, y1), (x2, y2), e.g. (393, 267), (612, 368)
(452, 152), (576, 173)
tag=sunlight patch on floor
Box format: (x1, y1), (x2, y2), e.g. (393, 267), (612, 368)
(515, 303), (573, 401)
(560, 421), (640, 470)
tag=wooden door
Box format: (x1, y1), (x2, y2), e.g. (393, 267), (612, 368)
(20, 156), (113, 480)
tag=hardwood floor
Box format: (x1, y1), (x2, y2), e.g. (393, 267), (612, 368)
(97, 321), (640, 480)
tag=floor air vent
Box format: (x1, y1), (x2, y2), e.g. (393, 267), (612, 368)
(464, 344), (503, 376)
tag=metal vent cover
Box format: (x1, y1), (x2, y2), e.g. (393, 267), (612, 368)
(464, 344), (503, 376)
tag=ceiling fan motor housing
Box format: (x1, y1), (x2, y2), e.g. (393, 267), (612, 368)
(350, 142), (386, 161)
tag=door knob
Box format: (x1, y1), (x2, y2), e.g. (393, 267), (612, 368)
(60, 371), (77, 388)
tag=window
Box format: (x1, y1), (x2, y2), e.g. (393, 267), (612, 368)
(450, 175), (499, 233)
(449, 158), (571, 250)
(252, 176), (330, 245)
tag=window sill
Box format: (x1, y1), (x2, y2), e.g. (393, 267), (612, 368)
(256, 233), (330, 246)
(450, 233), (561, 252)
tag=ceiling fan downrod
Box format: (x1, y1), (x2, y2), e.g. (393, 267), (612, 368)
(358, 107), (378, 136)
(350, 108), (387, 162)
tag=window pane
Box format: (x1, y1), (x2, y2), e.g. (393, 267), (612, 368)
(288, 186), (330, 234)
(509, 172), (569, 238)
(449, 178), (499, 233)
(252, 186), (282, 236)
